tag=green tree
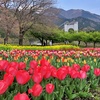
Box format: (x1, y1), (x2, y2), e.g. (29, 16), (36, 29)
(29, 23), (56, 46)
(51, 29), (66, 43)
(68, 28), (74, 34)
(89, 31), (100, 48)
(80, 32), (90, 47)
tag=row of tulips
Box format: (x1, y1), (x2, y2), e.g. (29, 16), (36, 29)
(0, 48), (99, 70)
(0, 48), (100, 59)
(0, 56), (100, 100)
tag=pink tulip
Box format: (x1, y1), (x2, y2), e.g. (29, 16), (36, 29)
(94, 68), (100, 76)
(28, 84), (43, 97)
(78, 70), (87, 79)
(81, 64), (90, 72)
(14, 92), (30, 100)
(3, 73), (14, 86)
(32, 72), (43, 83)
(0, 80), (8, 95)
(30, 60), (38, 69)
(16, 70), (30, 85)
(46, 83), (55, 94)
(18, 62), (26, 69)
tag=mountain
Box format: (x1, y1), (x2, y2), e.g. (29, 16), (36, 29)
(58, 9), (100, 22)
(53, 8), (100, 31)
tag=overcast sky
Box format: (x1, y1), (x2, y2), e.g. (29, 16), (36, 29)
(55, 0), (100, 15)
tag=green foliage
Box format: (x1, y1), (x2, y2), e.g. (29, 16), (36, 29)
(89, 31), (100, 43)
(68, 28), (74, 34)
(58, 31), (100, 47)
(0, 29), (5, 38)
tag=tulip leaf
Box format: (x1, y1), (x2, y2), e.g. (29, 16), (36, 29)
(78, 92), (93, 98)
(69, 93), (78, 100)
(59, 86), (65, 100)
(91, 79), (99, 89)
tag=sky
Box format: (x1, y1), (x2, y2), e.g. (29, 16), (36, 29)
(55, 0), (100, 15)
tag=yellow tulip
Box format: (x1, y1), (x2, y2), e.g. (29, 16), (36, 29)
(0, 57), (2, 60)
(83, 60), (86, 64)
(94, 58), (96, 62)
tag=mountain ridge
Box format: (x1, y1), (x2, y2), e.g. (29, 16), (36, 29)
(58, 8), (100, 22)
(53, 8), (100, 31)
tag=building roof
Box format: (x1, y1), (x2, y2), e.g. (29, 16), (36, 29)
(59, 21), (78, 28)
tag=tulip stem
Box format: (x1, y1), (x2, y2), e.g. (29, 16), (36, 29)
(18, 84), (21, 92)
(80, 79), (83, 91)
(34, 97), (40, 100)
(0, 95), (3, 100)
(45, 93), (50, 100)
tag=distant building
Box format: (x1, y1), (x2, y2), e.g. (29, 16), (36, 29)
(59, 21), (78, 32)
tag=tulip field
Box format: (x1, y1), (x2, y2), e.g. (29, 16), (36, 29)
(0, 48), (100, 100)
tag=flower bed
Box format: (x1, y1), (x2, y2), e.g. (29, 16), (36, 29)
(0, 48), (100, 100)
(0, 44), (79, 50)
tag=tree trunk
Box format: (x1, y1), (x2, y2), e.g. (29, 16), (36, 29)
(4, 38), (7, 45)
(78, 41), (80, 46)
(85, 42), (87, 47)
(19, 33), (24, 45)
(19, 26), (25, 45)
(41, 37), (44, 46)
(46, 40), (47, 46)
(93, 42), (96, 48)
(39, 37), (44, 46)
(4, 32), (9, 45)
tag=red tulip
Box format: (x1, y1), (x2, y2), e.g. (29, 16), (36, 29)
(16, 70), (30, 85)
(18, 62), (26, 70)
(28, 88), (33, 94)
(0, 60), (9, 71)
(32, 72), (43, 83)
(66, 66), (72, 74)
(28, 68), (34, 75)
(28, 84), (43, 97)
(43, 67), (51, 79)
(6, 66), (18, 76)
(46, 83), (55, 94)
(57, 67), (67, 80)
(40, 58), (50, 66)
(0, 80), (8, 95)
(33, 67), (41, 74)
(78, 70), (87, 79)
(81, 64), (90, 72)
(69, 69), (78, 79)
(30, 60), (38, 69)
(72, 64), (80, 71)
(14, 92), (30, 100)
(51, 67), (57, 78)
(94, 68), (100, 76)
(9, 62), (19, 70)
(3, 73), (14, 86)
(39, 66), (48, 76)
